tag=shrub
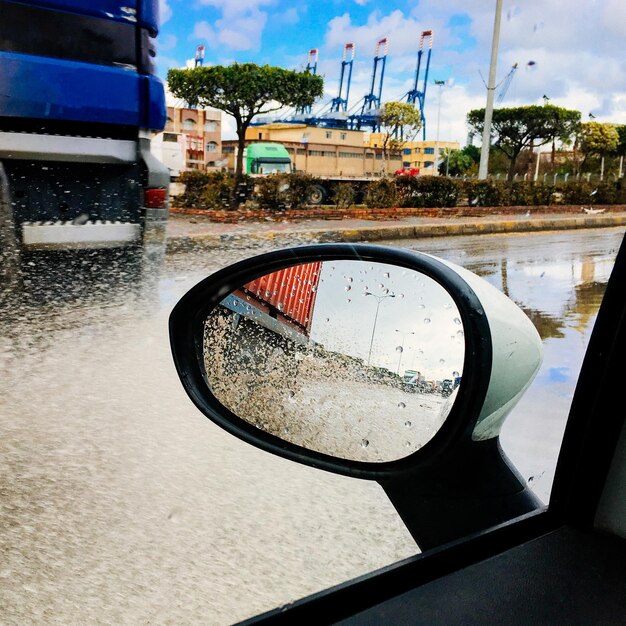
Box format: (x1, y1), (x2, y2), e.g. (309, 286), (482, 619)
(283, 172), (319, 209)
(463, 180), (510, 207)
(253, 174), (289, 211)
(509, 181), (555, 206)
(333, 183), (356, 209)
(250, 172), (322, 211)
(174, 170), (211, 207)
(173, 170), (249, 209)
(364, 178), (399, 208)
(198, 171), (237, 209)
(396, 176), (461, 208)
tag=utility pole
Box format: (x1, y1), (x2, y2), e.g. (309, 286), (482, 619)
(478, 0), (504, 179)
(433, 80), (445, 176)
(534, 147), (541, 181)
(395, 330), (415, 374)
(365, 292), (395, 366)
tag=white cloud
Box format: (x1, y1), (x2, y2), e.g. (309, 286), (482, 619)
(159, 0), (172, 24)
(315, 1), (626, 145)
(192, 0), (274, 51)
(159, 34), (177, 52)
(276, 7), (299, 25)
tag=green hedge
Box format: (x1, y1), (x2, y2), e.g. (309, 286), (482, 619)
(173, 171), (626, 210)
(396, 175), (461, 208)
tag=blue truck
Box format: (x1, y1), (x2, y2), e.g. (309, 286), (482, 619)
(0, 0), (169, 251)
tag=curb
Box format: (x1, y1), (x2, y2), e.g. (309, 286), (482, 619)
(165, 214), (626, 254)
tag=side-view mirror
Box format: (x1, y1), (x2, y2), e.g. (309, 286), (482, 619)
(169, 244), (544, 549)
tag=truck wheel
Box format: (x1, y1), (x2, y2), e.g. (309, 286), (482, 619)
(308, 185), (327, 206)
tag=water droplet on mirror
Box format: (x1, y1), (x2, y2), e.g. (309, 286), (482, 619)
(384, 272), (390, 278)
(325, 318), (330, 322)
(395, 345), (403, 353)
(346, 298), (351, 303)
(453, 317), (461, 325)
(405, 441), (412, 448)
(405, 420), (412, 428)
(417, 304), (425, 309)
(361, 439), (369, 448)
(398, 402), (406, 409)
(311, 286), (318, 292)
(439, 359), (445, 365)
(347, 277), (353, 283)
(423, 318), (431, 324)
(283, 427), (290, 435)
(286, 390), (295, 399)
(345, 285), (351, 291)
(457, 330), (464, 337)
(277, 302), (284, 311)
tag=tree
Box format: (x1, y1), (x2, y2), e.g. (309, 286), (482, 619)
(467, 104), (581, 182)
(615, 125), (626, 177)
(378, 102), (422, 162)
(576, 122), (620, 178)
(615, 125), (626, 156)
(168, 63), (324, 196)
(439, 146), (479, 177)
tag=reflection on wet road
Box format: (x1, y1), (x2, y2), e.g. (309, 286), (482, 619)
(0, 226), (623, 624)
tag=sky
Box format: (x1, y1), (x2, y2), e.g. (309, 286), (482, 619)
(156, 0), (626, 144)
(309, 260), (464, 379)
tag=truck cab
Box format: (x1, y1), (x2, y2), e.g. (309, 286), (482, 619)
(246, 143), (293, 175)
(0, 0), (170, 251)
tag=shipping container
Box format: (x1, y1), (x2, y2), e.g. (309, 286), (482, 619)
(236, 262), (322, 336)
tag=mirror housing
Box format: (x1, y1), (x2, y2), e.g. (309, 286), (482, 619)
(170, 244), (542, 477)
(169, 244), (544, 547)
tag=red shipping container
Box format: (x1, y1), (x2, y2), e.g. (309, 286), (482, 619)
(241, 262), (322, 335)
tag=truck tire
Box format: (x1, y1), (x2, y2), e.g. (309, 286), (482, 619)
(308, 185), (327, 206)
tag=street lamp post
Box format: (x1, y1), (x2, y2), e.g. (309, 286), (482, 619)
(478, 0), (504, 180)
(395, 329), (415, 374)
(433, 79), (445, 176)
(365, 292), (396, 366)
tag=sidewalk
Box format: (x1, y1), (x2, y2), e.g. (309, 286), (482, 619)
(165, 210), (626, 253)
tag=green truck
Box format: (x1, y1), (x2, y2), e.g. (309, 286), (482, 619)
(245, 143), (293, 175)
(241, 141), (391, 205)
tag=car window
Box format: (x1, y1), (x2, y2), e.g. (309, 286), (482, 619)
(1, 1), (624, 623)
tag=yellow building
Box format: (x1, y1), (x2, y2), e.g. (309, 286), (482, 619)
(367, 134), (460, 176)
(224, 123), (402, 178)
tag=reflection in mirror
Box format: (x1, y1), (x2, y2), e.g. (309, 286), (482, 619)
(202, 260), (465, 463)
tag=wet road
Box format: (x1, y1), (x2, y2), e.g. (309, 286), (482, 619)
(1, 226), (624, 624)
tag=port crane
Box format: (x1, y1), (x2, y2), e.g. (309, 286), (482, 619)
(403, 30), (433, 140)
(496, 63), (518, 104)
(194, 45), (204, 67)
(295, 49), (319, 116)
(249, 32), (433, 135)
(348, 37), (389, 132)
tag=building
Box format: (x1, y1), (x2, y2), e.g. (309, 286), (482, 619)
(221, 123), (402, 178)
(401, 140), (461, 176)
(162, 106), (224, 172)
(367, 134), (460, 176)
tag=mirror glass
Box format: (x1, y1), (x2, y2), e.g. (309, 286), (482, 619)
(201, 260), (465, 463)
